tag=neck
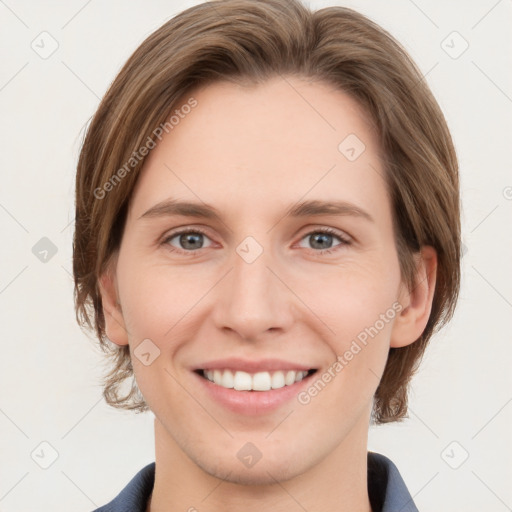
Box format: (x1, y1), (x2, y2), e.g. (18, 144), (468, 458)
(147, 417), (372, 512)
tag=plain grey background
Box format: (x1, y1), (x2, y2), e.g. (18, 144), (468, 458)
(0, 1), (511, 511)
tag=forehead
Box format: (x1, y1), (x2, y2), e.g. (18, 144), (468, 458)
(129, 76), (387, 221)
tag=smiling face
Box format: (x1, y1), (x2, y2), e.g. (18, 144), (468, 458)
(99, 75), (436, 486)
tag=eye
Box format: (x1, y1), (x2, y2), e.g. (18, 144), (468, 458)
(162, 228), (213, 255)
(297, 227), (351, 255)
(161, 226), (351, 257)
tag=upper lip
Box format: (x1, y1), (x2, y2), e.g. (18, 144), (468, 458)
(194, 358), (316, 373)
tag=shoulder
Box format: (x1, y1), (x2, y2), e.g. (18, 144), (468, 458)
(91, 462), (155, 512)
(367, 451), (419, 512)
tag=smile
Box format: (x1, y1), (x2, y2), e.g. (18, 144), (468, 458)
(198, 369), (317, 391)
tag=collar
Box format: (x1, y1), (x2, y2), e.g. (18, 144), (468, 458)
(93, 451), (418, 511)
(367, 451), (419, 511)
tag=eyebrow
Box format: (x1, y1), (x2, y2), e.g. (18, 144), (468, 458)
(138, 198), (374, 223)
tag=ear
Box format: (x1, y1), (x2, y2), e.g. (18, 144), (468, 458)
(98, 257), (129, 346)
(390, 246), (437, 348)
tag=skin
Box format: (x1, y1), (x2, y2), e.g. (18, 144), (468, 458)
(99, 75), (437, 512)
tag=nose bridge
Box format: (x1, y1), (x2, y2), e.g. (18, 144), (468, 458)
(213, 233), (292, 339)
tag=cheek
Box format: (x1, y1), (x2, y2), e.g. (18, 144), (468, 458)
(303, 257), (402, 340)
(304, 258), (401, 396)
(117, 259), (209, 341)
(301, 305), (396, 427)
(116, 262), (200, 410)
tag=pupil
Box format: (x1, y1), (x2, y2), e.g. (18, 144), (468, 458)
(181, 233), (202, 249)
(312, 233), (332, 249)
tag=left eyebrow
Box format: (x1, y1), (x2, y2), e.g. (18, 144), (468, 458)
(138, 198), (374, 223)
(285, 199), (374, 223)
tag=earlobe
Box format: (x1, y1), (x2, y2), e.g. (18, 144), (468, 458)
(98, 264), (129, 346)
(390, 246), (437, 348)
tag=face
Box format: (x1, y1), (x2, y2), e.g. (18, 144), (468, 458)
(101, 75), (434, 485)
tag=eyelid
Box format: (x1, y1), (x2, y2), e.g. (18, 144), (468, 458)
(293, 226), (352, 254)
(160, 226), (213, 246)
(296, 225), (352, 243)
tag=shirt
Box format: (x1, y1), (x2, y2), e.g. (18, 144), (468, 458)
(92, 451), (418, 512)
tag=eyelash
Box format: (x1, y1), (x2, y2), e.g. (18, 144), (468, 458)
(161, 227), (352, 257)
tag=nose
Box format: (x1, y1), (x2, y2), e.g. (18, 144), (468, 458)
(212, 238), (295, 342)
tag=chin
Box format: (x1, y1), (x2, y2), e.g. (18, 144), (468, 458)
(209, 462), (300, 486)
(194, 451), (306, 486)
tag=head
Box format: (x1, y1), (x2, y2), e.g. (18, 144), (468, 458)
(73, 0), (460, 483)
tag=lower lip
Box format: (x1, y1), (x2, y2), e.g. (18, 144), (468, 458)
(193, 371), (316, 415)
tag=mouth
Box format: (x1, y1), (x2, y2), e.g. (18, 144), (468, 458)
(194, 368), (318, 392)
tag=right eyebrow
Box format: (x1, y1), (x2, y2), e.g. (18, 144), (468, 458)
(138, 199), (223, 222)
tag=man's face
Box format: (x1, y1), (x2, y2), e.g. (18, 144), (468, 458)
(104, 76), (415, 484)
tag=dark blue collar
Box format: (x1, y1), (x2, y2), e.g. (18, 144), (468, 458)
(367, 451), (419, 511)
(93, 451), (418, 511)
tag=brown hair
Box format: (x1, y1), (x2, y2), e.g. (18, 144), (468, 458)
(73, 0), (460, 423)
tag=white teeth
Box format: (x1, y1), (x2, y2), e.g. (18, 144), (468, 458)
(271, 371), (285, 389)
(252, 372), (272, 391)
(202, 369), (310, 391)
(285, 370), (296, 386)
(233, 371), (252, 390)
(221, 369), (234, 388)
